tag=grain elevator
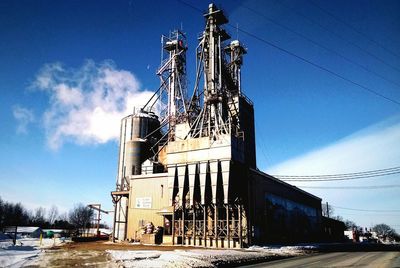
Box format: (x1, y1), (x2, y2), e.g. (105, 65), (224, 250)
(111, 3), (323, 248)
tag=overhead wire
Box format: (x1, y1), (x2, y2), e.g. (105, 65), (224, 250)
(297, 184), (400, 189)
(177, 0), (400, 107)
(276, 169), (400, 181)
(332, 212), (400, 217)
(275, 166), (400, 178)
(331, 205), (400, 213)
(239, 3), (400, 89)
(278, 0), (400, 74)
(229, 25), (400, 107)
(308, 0), (400, 60)
(255, 122), (271, 167)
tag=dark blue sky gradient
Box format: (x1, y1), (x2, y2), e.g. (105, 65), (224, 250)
(0, 0), (399, 221)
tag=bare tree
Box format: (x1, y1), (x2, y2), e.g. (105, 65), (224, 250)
(47, 205), (59, 226)
(321, 203), (334, 217)
(31, 207), (47, 226)
(344, 220), (359, 230)
(58, 212), (69, 222)
(333, 215), (343, 221)
(69, 203), (93, 234)
(372, 223), (397, 240)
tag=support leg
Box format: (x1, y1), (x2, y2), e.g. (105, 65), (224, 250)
(239, 204), (242, 248)
(203, 205), (207, 247)
(192, 206), (196, 246)
(226, 204), (230, 248)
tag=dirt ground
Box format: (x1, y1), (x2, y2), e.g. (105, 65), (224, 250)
(59, 241), (208, 251)
(25, 241), (217, 267)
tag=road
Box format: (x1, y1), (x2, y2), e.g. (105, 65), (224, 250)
(244, 252), (400, 268)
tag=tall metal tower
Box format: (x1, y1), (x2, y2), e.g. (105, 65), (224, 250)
(142, 30), (188, 142)
(188, 4), (251, 144)
(164, 3), (256, 247)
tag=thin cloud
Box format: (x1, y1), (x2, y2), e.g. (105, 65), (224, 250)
(267, 117), (400, 176)
(266, 117), (400, 229)
(32, 60), (154, 150)
(12, 105), (35, 134)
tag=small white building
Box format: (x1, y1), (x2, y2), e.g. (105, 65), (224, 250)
(4, 227), (42, 238)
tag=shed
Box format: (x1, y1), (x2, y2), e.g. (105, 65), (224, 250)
(4, 226), (42, 238)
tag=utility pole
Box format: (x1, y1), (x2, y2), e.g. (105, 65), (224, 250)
(88, 204), (111, 237)
(326, 202), (330, 218)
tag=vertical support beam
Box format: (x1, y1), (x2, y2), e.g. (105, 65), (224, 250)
(112, 202), (117, 242)
(172, 205), (175, 245)
(193, 206), (196, 246)
(214, 204), (218, 248)
(203, 205), (207, 247)
(182, 207), (185, 245)
(226, 204), (230, 248)
(239, 204), (242, 248)
(124, 203), (128, 241)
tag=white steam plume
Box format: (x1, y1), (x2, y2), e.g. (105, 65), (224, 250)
(32, 60), (154, 149)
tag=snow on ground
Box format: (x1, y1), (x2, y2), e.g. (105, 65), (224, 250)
(0, 238), (69, 267)
(107, 245), (311, 267)
(0, 245), (40, 267)
(248, 245), (317, 254)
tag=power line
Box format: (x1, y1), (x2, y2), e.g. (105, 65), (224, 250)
(332, 205), (400, 213)
(278, 1), (400, 75)
(255, 122), (271, 167)
(334, 212), (400, 217)
(276, 166), (400, 178)
(281, 173), (400, 181)
(177, 0), (400, 107)
(239, 3), (400, 89)
(278, 171), (400, 181)
(308, 0), (400, 60)
(297, 184), (400, 189)
(230, 25), (400, 107)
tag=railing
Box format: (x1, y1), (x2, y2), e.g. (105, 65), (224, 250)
(173, 219), (244, 239)
(240, 92), (253, 105)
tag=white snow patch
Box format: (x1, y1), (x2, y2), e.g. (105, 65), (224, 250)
(107, 246), (309, 267)
(248, 245), (316, 255)
(0, 238), (69, 267)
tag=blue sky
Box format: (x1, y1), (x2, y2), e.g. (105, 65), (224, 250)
(1, 0), (399, 231)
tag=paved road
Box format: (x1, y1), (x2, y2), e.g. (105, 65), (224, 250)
(244, 252), (400, 268)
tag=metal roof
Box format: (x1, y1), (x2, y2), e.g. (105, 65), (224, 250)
(4, 226), (41, 233)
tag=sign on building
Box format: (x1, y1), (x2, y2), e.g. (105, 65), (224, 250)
(135, 197), (152, 208)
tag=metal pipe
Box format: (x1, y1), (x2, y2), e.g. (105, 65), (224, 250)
(112, 202), (117, 242)
(124, 203), (128, 241)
